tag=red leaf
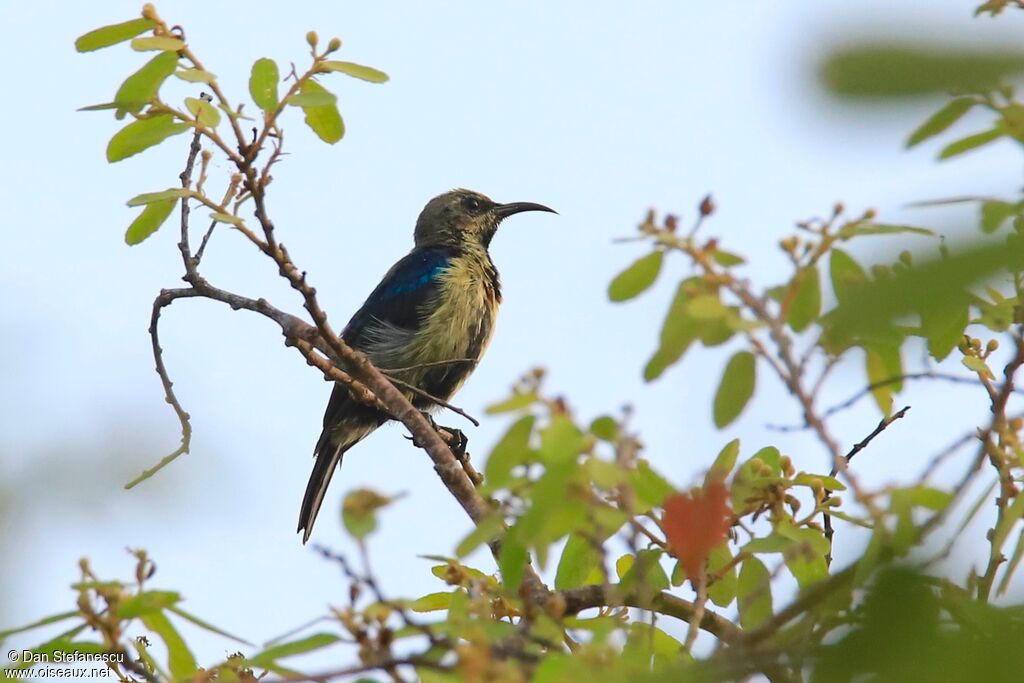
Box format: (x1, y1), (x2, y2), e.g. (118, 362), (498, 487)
(663, 483), (731, 581)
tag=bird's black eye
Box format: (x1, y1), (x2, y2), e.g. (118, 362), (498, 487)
(462, 196), (484, 214)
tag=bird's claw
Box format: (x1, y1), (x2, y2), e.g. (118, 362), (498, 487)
(406, 412), (469, 461)
(444, 427), (469, 460)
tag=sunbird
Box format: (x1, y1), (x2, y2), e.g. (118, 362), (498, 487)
(298, 189), (555, 542)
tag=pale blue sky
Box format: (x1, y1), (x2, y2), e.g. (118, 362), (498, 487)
(2, 0), (1023, 676)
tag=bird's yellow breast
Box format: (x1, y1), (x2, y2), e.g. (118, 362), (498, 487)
(405, 251), (499, 398)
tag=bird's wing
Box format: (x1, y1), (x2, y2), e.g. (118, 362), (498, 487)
(340, 246), (455, 349)
(317, 245), (454, 434)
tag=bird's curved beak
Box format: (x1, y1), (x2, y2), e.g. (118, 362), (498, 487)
(494, 201), (558, 219)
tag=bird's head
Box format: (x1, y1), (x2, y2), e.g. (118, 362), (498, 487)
(413, 188), (555, 249)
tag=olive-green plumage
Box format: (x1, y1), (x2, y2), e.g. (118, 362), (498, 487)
(298, 189), (555, 542)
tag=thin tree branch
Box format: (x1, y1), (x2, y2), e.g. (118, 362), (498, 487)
(194, 218), (218, 264)
(823, 406), (911, 565)
(383, 375), (480, 426)
(821, 372), (1010, 421)
(560, 585), (742, 645)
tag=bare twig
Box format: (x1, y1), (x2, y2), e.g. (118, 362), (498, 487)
(194, 218), (218, 264)
(383, 374), (480, 427)
(379, 358), (478, 373)
(822, 406), (911, 565)
(821, 372), (1008, 421)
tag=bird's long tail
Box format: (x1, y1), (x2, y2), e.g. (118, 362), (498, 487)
(297, 440), (348, 544)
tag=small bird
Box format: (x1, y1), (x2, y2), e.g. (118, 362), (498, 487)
(298, 188), (555, 542)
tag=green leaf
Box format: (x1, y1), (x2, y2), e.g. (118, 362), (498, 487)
(455, 513), (504, 558)
(539, 415), (585, 465)
(245, 633), (340, 666)
(981, 200), (1018, 234)
(713, 351), (756, 428)
(485, 391), (536, 414)
(175, 68), (217, 83)
(555, 533), (602, 590)
(428, 560), (488, 583)
(865, 345), (899, 415)
(710, 249), (745, 266)
(829, 249), (868, 303)
(78, 102), (120, 112)
(209, 212), (243, 226)
(131, 36), (184, 51)
(483, 415), (535, 491)
(905, 485), (952, 511)
(532, 656), (571, 683)
(75, 18), (154, 52)
(125, 198), (177, 245)
(114, 51), (179, 112)
(830, 243), (1023, 342)
(141, 611), (197, 680)
(744, 533), (793, 554)
(320, 61), (390, 83)
(630, 462), (675, 512)
(0, 611), (79, 640)
(839, 223), (935, 239)
(706, 438), (740, 485)
(687, 294), (728, 319)
(185, 96), (221, 127)
(644, 279), (701, 380)
(820, 45), (1024, 97)
(249, 58), (280, 112)
(737, 557), (772, 630)
(787, 267), (821, 332)
(608, 251), (663, 302)
(793, 473), (847, 491)
(589, 415), (619, 442)
(107, 114), (189, 162)
(619, 549), (670, 599)
(116, 590), (181, 618)
(938, 128), (1004, 159)
(963, 356), (991, 375)
(906, 97), (976, 147)
(706, 545), (737, 608)
(287, 90), (339, 107)
(498, 532), (528, 592)
(784, 548), (828, 589)
(921, 300), (968, 361)
(127, 188), (188, 206)
(167, 606), (252, 646)
(516, 461), (587, 568)
(298, 79), (344, 144)
(409, 591), (454, 613)
(342, 489), (393, 540)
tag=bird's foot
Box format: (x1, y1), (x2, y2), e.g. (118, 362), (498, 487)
(406, 412), (467, 456)
(440, 426), (469, 460)
(405, 413), (482, 485)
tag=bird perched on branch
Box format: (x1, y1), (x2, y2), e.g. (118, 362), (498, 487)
(298, 189), (555, 542)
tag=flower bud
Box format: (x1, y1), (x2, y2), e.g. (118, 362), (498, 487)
(306, 30), (319, 48)
(699, 194), (716, 217)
